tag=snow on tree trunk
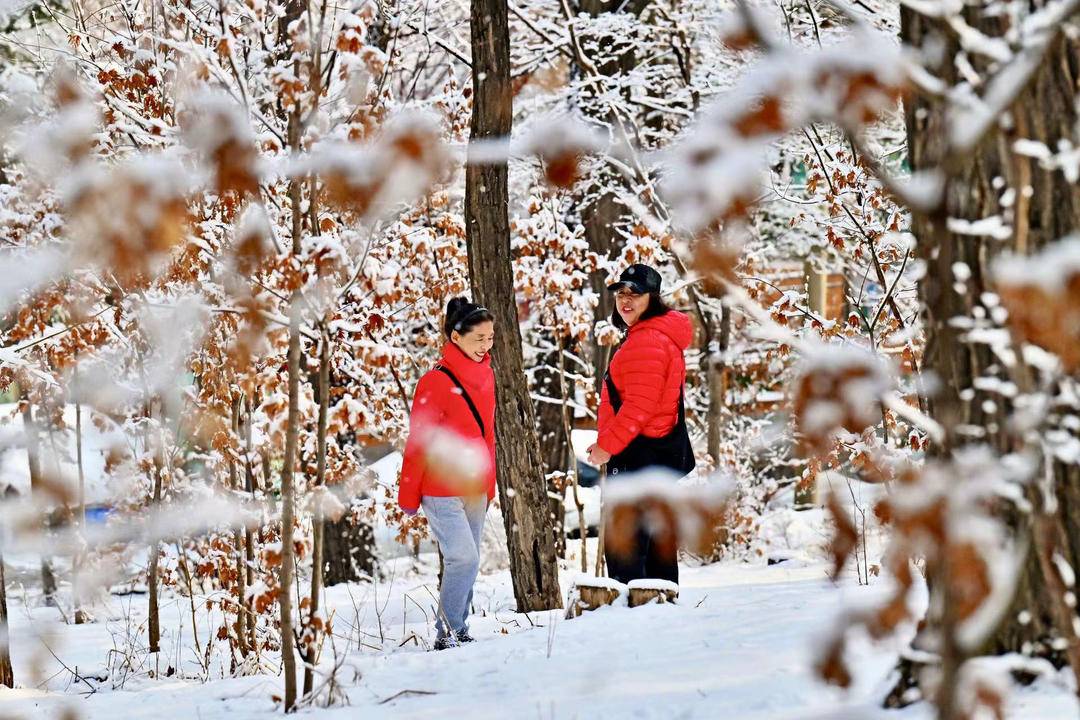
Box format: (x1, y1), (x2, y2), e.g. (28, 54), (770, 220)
(628, 579), (679, 608)
(466, 0), (562, 612)
(566, 576), (623, 618)
(894, 6), (1080, 707)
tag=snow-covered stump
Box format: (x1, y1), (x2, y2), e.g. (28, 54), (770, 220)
(628, 580), (679, 608)
(565, 575), (625, 619)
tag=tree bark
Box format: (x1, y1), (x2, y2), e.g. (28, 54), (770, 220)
(302, 332), (330, 698)
(229, 397), (249, 657)
(243, 399), (259, 654)
(278, 58), (304, 710)
(534, 340), (570, 557)
(574, 0), (637, 389)
(893, 6), (1080, 706)
(0, 551), (13, 688)
(322, 504), (377, 585)
(466, 0), (562, 611)
(706, 300), (730, 466)
(144, 396), (165, 655)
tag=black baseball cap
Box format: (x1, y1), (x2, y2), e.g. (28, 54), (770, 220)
(607, 263), (662, 294)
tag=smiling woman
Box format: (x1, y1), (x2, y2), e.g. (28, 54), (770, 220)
(446, 299), (495, 362)
(587, 264), (696, 587)
(399, 297), (497, 650)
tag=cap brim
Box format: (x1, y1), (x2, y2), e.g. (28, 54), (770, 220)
(607, 281), (649, 294)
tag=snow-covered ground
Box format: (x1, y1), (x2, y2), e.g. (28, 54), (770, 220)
(1, 416), (1076, 718)
(2, 537), (1076, 719)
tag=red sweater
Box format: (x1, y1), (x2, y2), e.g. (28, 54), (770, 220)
(398, 342), (497, 511)
(597, 311), (693, 456)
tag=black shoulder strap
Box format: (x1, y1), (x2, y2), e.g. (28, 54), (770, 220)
(435, 365), (486, 438)
(603, 372), (622, 413)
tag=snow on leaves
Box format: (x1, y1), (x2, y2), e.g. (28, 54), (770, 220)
(994, 234), (1080, 371)
(604, 473), (733, 562)
(791, 342), (892, 459)
(664, 22), (907, 233)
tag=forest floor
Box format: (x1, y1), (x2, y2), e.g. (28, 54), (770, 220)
(2, 532), (1077, 720)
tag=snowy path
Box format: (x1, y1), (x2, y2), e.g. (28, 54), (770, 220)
(1, 553), (1076, 719)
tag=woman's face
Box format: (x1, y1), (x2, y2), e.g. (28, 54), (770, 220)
(615, 289), (650, 327)
(452, 320), (495, 362)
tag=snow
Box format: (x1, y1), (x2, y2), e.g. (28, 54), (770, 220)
(3, 547), (1076, 719)
(0, 403), (124, 506)
(569, 573), (625, 591)
(627, 578), (679, 593)
(0, 246), (71, 317)
(0, 1), (33, 23)
(993, 234), (1080, 292)
(946, 215), (1013, 241)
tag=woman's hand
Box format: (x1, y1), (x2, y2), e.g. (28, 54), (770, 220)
(586, 443), (612, 466)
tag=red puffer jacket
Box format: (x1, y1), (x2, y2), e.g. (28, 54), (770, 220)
(398, 342), (497, 512)
(597, 311), (693, 456)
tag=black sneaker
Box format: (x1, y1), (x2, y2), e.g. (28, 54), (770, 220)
(455, 630), (476, 644)
(433, 635), (457, 651)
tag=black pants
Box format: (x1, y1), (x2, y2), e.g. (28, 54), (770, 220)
(604, 520), (679, 585)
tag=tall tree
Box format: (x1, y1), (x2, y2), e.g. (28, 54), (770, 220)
(574, 0), (639, 386)
(890, 4), (1080, 709)
(302, 330), (329, 698)
(534, 345), (570, 557)
(466, 0), (562, 610)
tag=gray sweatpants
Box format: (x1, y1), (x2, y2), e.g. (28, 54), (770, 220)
(421, 495), (488, 639)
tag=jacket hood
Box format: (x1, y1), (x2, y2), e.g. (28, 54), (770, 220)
(631, 310), (693, 350)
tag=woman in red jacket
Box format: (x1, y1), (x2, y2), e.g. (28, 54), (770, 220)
(399, 297), (496, 649)
(587, 263), (695, 585)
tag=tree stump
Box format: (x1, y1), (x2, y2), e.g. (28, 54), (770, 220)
(628, 580), (679, 608)
(565, 576), (625, 619)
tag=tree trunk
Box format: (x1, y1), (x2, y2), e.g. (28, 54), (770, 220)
(705, 301), (729, 466)
(21, 403), (57, 607)
(894, 5), (1080, 705)
(555, 335), (588, 570)
(534, 340), (570, 557)
(278, 63), (304, 711)
(583, 184), (623, 386)
(573, 0), (652, 389)
(466, 0), (562, 611)
(302, 333), (330, 698)
(575, 0), (634, 389)
(322, 504), (377, 585)
(73, 367), (89, 624)
(244, 400), (259, 654)
(0, 552), (13, 688)
(146, 397), (165, 655)
(229, 397), (249, 657)
(278, 277), (300, 713)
